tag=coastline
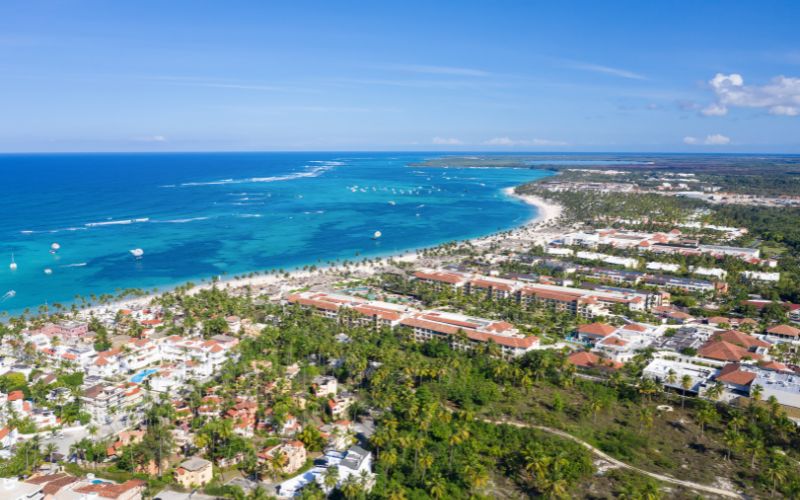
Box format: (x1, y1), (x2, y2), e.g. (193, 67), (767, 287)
(79, 185), (563, 317)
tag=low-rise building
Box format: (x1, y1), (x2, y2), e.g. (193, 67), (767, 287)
(258, 441), (307, 475)
(174, 457), (213, 488)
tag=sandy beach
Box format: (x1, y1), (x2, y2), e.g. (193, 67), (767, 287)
(81, 185), (564, 317)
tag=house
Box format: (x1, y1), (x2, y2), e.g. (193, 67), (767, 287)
(69, 478), (145, 500)
(174, 457), (213, 488)
(107, 430), (146, 458)
(0, 427), (18, 448)
(258, 441), (307, 475)
(643, 358), (716, 394)
(575, 323), (617, 344)
(765, 324), (800, 340)
(715, 363), (757, 393)
(319, 420), (354, 451)
(567, 351), (622, 370)
(328, 393), (356, 419)
(698, 331), (771, 363)
(742, 271), (780, 283)
(311, 376), (338, 397)
(0, 478), (44, 500)
(321, 445), (375, 492)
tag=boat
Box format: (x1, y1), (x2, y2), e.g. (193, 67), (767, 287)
(9, 253), (17, 271)
(130, 248), (144, 259)
(0, 290), (15, 302)
(372, 230), (382, 240)
(50, 242), (60, 254)
(43, 268), (53, 275)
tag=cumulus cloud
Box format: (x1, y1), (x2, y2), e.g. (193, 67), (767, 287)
(703, 73), (800, 117)
(683, 134), (730, 146)
(483, 137), (567, 147)
(432, 136), (463, 145)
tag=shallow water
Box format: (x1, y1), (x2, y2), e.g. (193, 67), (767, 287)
(0, 152), (551, 313)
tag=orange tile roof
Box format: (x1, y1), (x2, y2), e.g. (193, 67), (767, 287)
(577, 323), (617, 337)
(699, 340), (762, 362)
(767, 324), (800, 337)
(716, 364), (756, 386)
(714, 330), (771, 349)
(413, 271), (465, 284)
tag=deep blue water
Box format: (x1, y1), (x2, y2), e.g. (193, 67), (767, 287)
(0, 153), (551, 314)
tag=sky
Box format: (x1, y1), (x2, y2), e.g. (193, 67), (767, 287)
(2, 1), (800, 153)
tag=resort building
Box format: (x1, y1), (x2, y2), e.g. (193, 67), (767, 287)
(288, 291), (539, 358)
(399, 311), (538, 358)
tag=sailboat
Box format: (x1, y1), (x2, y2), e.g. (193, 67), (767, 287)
(9, 253), (17, 271)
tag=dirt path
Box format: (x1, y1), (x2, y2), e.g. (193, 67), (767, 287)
(480, 416), (742, 498)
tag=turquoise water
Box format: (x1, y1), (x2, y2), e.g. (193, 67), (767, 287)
(130, 368), (158, 383)
(0, 153), (551, 314)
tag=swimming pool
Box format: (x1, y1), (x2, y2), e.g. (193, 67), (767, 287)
(129, 368), (158, 384)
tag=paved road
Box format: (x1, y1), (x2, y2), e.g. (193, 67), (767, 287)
(478, 416), (742, 499)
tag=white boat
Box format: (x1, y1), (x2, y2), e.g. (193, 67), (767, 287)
(9, 253), (17, 271)
(372, 230), (382, 240)
(43, 268), (53, 275)
(130, 248), (144, 259)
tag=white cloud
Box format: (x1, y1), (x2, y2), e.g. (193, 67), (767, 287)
(483, 137), (567, 147)
(432, 136), (463, 145)
(703, 73), (800, 117)
(683, 134), (730, 146)
(567, 62), (647, 80)
(485, 137), (516, 146)
(701, 103), (728, 116)
(135, 135), (167, 143)
(704, 133), (730, 145)
(379, 64), (489, 77)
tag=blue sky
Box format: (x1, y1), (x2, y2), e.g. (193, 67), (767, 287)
(2, 1), (800, 152)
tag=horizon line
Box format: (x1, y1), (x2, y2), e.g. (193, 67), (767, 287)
(1, 150), (799, 156)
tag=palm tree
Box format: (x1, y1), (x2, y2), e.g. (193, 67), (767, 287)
(751, 384), (763, 403)
(638, 406), (654, 434)
(705, 381), (724, 402)
(426, 474), (447, 499)
(44, 443), (58, 463)
(587, 398), (604, 424)
(323, 465), (339, 491)
(680, 374), (692, 408)
(695, 405), (717, 436)
(763, 453), (788, 494)
(722, 429), (744, 461)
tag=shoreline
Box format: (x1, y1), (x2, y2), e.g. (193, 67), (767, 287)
(75, 185), (563, 317)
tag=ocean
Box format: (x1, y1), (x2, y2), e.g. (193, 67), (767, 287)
(0, 152), (552, 314)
